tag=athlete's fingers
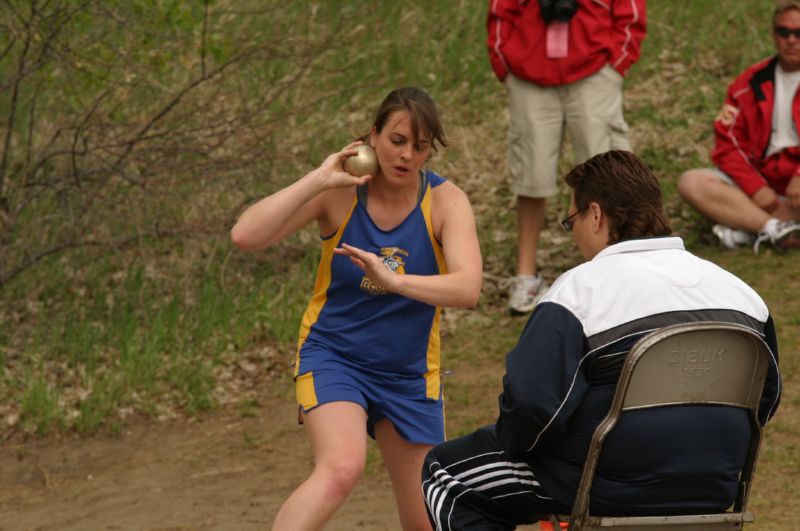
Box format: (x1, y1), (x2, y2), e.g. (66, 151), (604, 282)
(342, 140), (365, 150)
(338, 244), (391, 281)
(338, 148), (360, 161)
(352, 173), (372, 185)
(348, 256), (366, 270)
(334, 244), (374, 271)
(335, 141), (366, 165)
(338, 242), (370, 258)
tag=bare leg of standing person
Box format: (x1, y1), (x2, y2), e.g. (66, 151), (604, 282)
(272, 402), (368, 531)
(505, 74), (561, 314)
(516, 196), (546, 277)
(506, 196), (549, 314)
(375, 419), (434, 531)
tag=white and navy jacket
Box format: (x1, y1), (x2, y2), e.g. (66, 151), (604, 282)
(497, 237), (781, 516)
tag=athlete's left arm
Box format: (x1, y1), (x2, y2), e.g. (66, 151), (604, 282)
(334, 182), (483, 308)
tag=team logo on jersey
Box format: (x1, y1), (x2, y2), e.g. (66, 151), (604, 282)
(360, 246), (408, 295)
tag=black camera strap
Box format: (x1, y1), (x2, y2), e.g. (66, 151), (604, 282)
(537, 0), (578, 24)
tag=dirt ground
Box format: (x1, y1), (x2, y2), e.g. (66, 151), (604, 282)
(2, 303), (792, 530)
(0, 315), (548, 531)
(0, 397), (404, 531)
(0, 367), (793, 531)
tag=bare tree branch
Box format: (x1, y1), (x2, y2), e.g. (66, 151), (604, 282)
(108, 43), (266, 180)
(0, 223), (223, 287)
(0, 0), (33, 202)
(0, 34), (15, 64)
(69, 88), (111, 186)
(201, 0), (208, 78)
(0, 0), (367, 289)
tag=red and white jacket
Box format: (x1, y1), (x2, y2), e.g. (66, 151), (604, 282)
(487, 0), (646, 86)
(712, 57), (800, 196)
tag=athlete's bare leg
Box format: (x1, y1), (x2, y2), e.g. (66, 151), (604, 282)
(375, 419), (434, 531)
(272, 401), (368, 531)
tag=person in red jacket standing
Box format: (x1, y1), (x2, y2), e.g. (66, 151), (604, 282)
(678, 0), (800, 253)
(487, 0), (646, 315)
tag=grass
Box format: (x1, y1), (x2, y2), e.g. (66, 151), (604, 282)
(19, 370), (62, 435)
(0, 0), (798, 526)
(1, 237), (316, 434)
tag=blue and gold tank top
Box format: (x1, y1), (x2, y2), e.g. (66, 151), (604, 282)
(295, 170), (447, 399)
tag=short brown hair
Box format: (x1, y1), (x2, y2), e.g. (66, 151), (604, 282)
(774, 0), (800, 24)
(564, 150), (672, 244)
(364, 87), (447, 151)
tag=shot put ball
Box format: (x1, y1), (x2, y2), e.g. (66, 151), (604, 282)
(343, 144), (378, 177)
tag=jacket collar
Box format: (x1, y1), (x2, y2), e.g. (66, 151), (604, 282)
(750, 56), (779, 101)
(593, 236), (685, 261)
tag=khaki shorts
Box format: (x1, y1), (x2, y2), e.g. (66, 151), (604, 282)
(708, 168), (735, 186)
(506, 64), (630, 198)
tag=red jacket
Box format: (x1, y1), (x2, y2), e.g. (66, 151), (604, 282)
(711, 57), (800, 196)
(487, 0), (646, 86)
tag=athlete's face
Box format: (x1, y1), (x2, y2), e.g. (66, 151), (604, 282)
(370, 111), (431, 183)
(775, 9), (800, 72)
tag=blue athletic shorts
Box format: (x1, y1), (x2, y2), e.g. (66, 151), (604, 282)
(295, 341), (445, 445)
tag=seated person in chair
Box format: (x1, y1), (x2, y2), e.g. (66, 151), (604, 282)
(421, 150), (782, 531)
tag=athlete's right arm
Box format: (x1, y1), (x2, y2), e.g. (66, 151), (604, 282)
(231, 144), (371, 250)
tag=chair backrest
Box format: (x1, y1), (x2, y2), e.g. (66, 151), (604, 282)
(569, 322), (772, 530)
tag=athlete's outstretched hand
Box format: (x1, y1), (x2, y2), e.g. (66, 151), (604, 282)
(316, 142), (373, 190)
(333, 243), (399, 293)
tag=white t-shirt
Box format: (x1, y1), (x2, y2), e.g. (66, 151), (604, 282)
(766, 64), (800, 157)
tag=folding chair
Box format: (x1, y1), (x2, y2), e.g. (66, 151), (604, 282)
(550, 321), (772, 531)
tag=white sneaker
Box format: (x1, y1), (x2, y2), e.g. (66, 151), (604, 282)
(712, 224), (753, 249)
(753, 219), (800, 254)
(508, 275), (548, 315)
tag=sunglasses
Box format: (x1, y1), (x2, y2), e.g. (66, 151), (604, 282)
(775, 26), (800, 39)
(561, 207), (588, 232)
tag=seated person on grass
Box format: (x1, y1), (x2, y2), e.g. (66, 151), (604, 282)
(421, 150), (781, 531)
(678, 0), (800, 252)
